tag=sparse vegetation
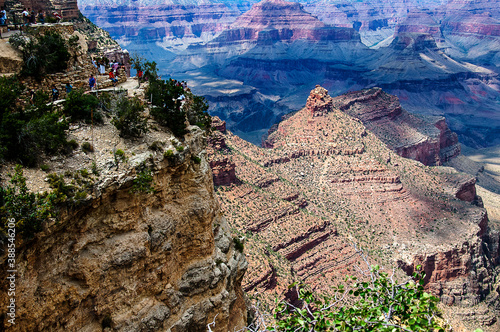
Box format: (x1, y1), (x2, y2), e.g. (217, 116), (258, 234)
(131, 162), (155, 194)
(0, 78), (70, 166)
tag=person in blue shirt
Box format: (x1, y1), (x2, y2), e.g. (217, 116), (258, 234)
(89, 74), (96, 90)
(0, 7), (7, 26)
(65, 83), (72, 94)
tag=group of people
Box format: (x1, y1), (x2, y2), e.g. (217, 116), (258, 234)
(91, 58), (127, 88)
(28, 83), (72, 104)
(0, 7), (63, 28)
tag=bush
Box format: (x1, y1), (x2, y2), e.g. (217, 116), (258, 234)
(0, 76), (22, 119)
(233, 237), (244, 253)
(81, 142), (93, 153)
(147, 77), (187, 137)
(0, 90), (69, 166)
(63, 89), (101, 124)
(111, 96), (148, 138)
(131, 162), (155, 194)
(0, 165), (53, 240)
(184, 92), (211, 132)
(9, 31), (70, 79)
(191, 156), (201, 164)
(175, 146), (184, 152)
(164, 150), (174, 159)
(270, 265), (449, 332)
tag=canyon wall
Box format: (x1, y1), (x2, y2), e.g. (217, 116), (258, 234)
(0, 129), (248, 331)
(208, 86), (500, 331)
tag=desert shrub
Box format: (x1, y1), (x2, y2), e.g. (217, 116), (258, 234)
(9, 31), (70, 78)
(233, 237), (244, 253)
(0, 165), (54, 239)
(147, 77), (187, 137)
(0, 90), (69, 166)
(0, 76), (22, 118)
(81, 142), (93, 153)
(175, 146), (184, 152)
(40, 164), (50, 172)
(270, 265), (449, 332)
(191, 156), (201, 164)
(164, 150), (174, 159)
(111, 96), (148, 138)
(131, 162), (155, 194)
(63, 89), (101, 124)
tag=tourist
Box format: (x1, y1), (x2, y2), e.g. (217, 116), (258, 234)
(65, 83), (72, 94)
(22, 8), (29, 26)
(0, 7), (7, 26)
(30, 9), (36, 24)
(137, 69), (143, 87)
(109, 70), (118, 86)
(51, 85), (59, 102)
(38, 10), (44, 24)
(53, 11), (62, 23)
(89, 74), (96, 90)
(99, 61), (106, 75)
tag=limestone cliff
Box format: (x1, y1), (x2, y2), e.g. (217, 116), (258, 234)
(0, 127), (248, 331)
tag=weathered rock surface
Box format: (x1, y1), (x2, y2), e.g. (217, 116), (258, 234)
(208, 86), (500, 331)
(0, 127), (248, 331)
(331, 87), (461, 166)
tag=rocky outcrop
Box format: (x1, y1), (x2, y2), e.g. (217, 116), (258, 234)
(331, 87), (460, 166)
(208, 85), (499, 331)
(0, 128), (248, 331)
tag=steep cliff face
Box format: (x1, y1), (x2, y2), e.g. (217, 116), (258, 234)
(208, 86), (500, 331)
(0, 128), (248, 331)
(331, 87), (460, 166)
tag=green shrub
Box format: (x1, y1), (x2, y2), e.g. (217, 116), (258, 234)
(81, 142), (93, 153)
(40, 164), (50, 172)
(67, 139), (78, 150)
(270, 265), (449, 332)
(147, 77), (187, 137)
(233, 237), (244, 253)
(63, 89), (101, 124)
(91, 162), (100, 176)
(191, 156), (201, 164)
(175, 146), (184, 152)
(111, 96), (148, 138)
(131, 162), (155, 194)
(114, 149), (126, 162)
(0, 76), (22, 119)
(184, 92), (211, 132)
(9, 31), (70, 78)
(0, 89), (69, 166)
(164, 150), (174, 159)
(0, 165), (53, 239)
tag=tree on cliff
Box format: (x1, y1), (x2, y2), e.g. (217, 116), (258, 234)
(267, 265), (449, 332)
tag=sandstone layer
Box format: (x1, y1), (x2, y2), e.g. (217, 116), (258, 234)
(208, 86), (500, 331)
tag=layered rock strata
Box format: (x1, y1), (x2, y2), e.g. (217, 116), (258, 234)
(331, 87), (460, 166)
(0, 126), (248, 331)
(208, 86), (500, 331)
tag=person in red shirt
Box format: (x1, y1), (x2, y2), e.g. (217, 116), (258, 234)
(109, 71), (118, 86)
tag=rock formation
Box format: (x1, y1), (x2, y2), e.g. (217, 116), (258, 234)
(0, 121), (248, 331)
(208, 86), (500, 331)
(331, 87), (461, 166)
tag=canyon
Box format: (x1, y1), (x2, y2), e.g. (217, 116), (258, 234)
(208, 86), (500, 331)
(80, 0), (500, 148)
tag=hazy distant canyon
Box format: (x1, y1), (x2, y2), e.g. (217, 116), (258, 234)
(79, 0), (500, 147)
